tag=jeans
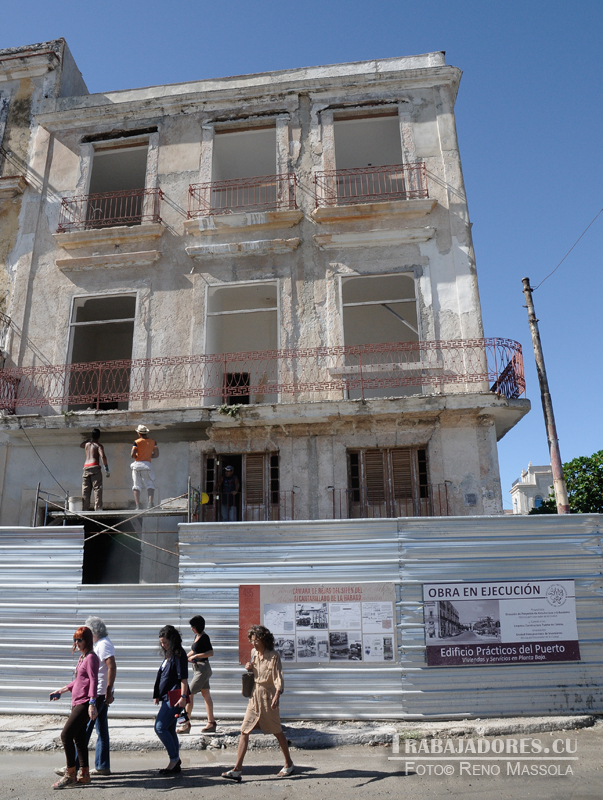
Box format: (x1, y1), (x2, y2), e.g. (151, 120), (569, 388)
(221, 500), (237, 521)
(154, 700), (179, 761)
(75, 695), (110, 771)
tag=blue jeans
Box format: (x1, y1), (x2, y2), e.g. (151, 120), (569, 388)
(154, 700), (179, 761)
(75, 695), (110, 771)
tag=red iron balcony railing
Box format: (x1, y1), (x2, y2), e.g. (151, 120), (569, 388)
(314, 162), (428, 207)
(0, 338), (524, 414)
(188, 173), (297, 217)
(57, 188), (163, 232)
(331, 484), (450, 519)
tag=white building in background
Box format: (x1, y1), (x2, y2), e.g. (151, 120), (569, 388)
(510, 462), (553, 514)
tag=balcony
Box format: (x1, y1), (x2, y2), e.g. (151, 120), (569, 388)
(315, 162), (428, 207)
(331, 484), (450, 519)
(198, 491), (295, 522)
(0, 338), (525, 414)
(188, 173), (298, 217)
(57, 188), (163, 233)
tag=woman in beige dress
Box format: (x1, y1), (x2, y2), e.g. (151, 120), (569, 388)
(222, 625), (294, 782)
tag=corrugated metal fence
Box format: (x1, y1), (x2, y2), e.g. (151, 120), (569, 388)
(0, 516), (601, 719)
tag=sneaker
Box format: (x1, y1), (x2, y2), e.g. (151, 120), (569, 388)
(90, 768), (111, 776)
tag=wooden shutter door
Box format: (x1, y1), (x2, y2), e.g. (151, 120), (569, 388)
(363, 449), (386, 515)
(245, 454), (265, 519)
(390, 448), (414, 516)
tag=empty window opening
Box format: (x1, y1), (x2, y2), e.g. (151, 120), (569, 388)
(342, 273), (418, 347)
(212, 126), (277, 211)
(332, 115), (405, 203)
(205, 283), (278, 405)
(347, 447), (435, 518)
(333, 115), (402, 170)
(86, 144), (148, 227)
(341, 274), (419, 400)
(68, 294), (136, 411)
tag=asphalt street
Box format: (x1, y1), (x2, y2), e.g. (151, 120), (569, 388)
(0, 723), (601, 800)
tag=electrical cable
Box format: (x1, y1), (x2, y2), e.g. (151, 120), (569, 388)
(533, 206), (603, 290)
(18, 423), (68, 495)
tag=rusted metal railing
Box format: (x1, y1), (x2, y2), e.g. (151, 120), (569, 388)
(314, 162), (428, 207)
(198, 491), (295, 522)
(0, 338), (524, 413)
(331, 484), (449, 519)
(57, 188), (163, 232)
(188, 173), (297, 217)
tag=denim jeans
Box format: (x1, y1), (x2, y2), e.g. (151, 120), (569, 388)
(154, 700), (179, 761)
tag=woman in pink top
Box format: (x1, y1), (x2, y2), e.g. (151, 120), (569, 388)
(50, 626), (99, 789)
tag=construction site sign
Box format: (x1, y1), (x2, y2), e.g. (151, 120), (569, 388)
(422, 579), (580, 667)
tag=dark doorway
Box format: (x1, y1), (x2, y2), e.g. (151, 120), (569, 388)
(82, 517), (141, 584)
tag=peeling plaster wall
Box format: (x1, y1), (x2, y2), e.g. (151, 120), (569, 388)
(0, 49), (524, 525)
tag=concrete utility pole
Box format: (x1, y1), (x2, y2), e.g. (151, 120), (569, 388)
(522, 278), (570, 514)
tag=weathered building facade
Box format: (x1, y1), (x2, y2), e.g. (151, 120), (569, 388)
(0, 44), (529, 540)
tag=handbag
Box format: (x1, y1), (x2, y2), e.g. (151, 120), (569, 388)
(241, 671), (255, 698)
(168, 688), (191, 707)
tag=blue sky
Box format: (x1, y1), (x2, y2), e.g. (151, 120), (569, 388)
(3, 1), (602, 507)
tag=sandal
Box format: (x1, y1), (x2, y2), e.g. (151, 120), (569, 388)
(274, 764), (295, 778)
(201, 721), (217, 732)
(52, 767), (77, 789)
(222, 769), (242, 782)
(176, 721), (191, 734)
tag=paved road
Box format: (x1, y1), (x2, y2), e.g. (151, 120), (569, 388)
(1, 723), (601, 799)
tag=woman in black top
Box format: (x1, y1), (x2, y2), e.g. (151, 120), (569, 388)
(153, 625), (189, 774)
(177, 615), (217, 734)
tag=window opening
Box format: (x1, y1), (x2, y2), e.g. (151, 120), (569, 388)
(68, 294), (136, 411)
(86, 144), (148, 228)
(212, 126), (277, 212)
(333, 115), (402, 170)
(205, 282), (278, 405)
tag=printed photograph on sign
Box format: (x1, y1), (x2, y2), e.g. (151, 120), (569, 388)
(296, 602), (328, 629)
(264, 603), (295, 634)
(422, 580), (580, 667)
(424, 598), (501, 644)
(297, 632), (329, 661)
(329, 631), (362, 660)
(273, 636), (296, 661)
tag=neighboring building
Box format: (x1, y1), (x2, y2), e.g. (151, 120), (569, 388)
(510, 462), (553, 514)
(0, 43), (530, 576)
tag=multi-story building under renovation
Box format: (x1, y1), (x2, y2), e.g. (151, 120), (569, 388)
(0, 41), (529, 580)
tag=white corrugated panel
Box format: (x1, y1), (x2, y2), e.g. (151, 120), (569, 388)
(398, 515), (603, 718)
(179, 519), (404, 719)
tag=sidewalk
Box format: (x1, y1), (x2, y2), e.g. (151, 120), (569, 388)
(0, 714), (598, 752)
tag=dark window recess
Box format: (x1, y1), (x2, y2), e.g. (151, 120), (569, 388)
(349, 452), (361, 502)
(226, 372), (250, 404)
(417, 448), (429, 498)
(205, 457), (215, 504)
(270, 454), (279, 504)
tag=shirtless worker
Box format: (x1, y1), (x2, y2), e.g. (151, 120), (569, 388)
(80, 428), (110, 511)
(130, 424), (159, 510)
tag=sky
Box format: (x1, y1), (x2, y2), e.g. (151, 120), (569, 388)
(3, 0), (602, 507)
